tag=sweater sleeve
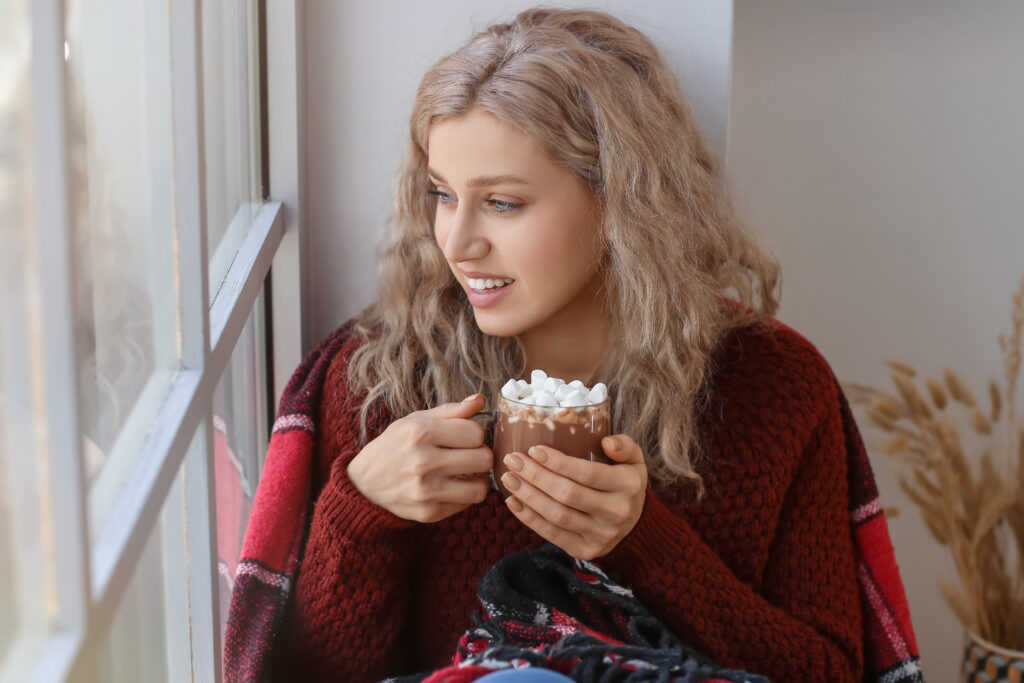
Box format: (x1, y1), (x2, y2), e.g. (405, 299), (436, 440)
(597, 405), (864, 682)
(270, 361), (420, 681)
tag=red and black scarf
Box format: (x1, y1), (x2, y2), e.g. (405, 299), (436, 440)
(386, 542), (770, 682)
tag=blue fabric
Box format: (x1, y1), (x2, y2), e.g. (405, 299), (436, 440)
(477, 669), (575, 682)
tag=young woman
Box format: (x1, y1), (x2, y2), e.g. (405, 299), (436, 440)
(265, 8), (874, 682)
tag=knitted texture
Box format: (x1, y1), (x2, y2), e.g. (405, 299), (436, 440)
(225, 315), (923, 683)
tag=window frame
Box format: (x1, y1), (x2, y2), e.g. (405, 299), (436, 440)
(4, 0), (309, 680)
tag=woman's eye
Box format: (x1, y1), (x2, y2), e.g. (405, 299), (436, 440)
(428, 189), (455, 204)
(488, 199), (522, 214)
(428, 188), (521, 214)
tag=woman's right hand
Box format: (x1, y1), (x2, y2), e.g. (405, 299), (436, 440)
(346, 393), (493, 523)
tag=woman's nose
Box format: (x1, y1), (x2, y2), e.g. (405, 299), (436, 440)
(441, 207), (489, 262)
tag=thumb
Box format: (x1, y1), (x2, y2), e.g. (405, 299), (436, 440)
(602, 435), (640, 464)
(425, 393), (484, 418)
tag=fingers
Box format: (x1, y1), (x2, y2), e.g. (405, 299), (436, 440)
(600, 434), (644, 465)
(431, 446), (494, 478)
(504, 495), (587, 559)
(436, 477), (491, 506)
(429, 415), (488, 449)
(504, 445), (620, 492)
(501, 451), (609, 510)
(421, 393), (483, 419)
(500, 470), (596, 532)
(417, 395), (488, 448)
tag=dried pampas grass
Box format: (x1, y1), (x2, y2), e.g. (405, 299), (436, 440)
(845, 274), (1024, 651)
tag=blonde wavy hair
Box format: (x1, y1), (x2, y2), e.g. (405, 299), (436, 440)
(347, 7), (781, 494)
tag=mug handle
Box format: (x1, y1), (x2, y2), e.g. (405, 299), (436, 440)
(469, 408), (500, 491)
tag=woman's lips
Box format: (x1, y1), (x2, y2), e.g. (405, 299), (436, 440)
(465, 280), (514, 308)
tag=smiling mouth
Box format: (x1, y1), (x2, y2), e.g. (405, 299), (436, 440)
(467, 277), (514, 292)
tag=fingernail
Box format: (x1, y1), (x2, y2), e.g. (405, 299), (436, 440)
(461, 394), (478, 404)
(501, 472), (521, 491)
(528, 446), (548, 463)
(603, 436), (620, 451)
(503, 453), (524, 472)
(506, 496), (524, 513)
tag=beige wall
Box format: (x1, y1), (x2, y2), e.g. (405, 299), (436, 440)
(728, 0), (1024, 677)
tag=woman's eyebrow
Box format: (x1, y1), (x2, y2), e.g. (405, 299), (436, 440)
(427, 168), (530, 187)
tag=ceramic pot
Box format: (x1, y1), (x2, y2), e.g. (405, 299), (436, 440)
(962, 630), (1024, 682)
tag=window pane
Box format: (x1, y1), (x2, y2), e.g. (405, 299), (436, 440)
(0, 384), (13, 665)
(204, 0), (264, 297)
(0, 0), (48, 670)
(213, 285), (269, 645)
(63, 0), (180, 540)
(88, 467), (187, 683)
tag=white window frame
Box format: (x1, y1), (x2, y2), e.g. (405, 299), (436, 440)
(5, 0), (309, 680)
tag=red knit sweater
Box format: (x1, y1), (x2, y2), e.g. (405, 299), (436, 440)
(269, 319), (864, 682)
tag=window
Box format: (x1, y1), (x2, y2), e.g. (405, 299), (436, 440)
(0, 0), (306, 679)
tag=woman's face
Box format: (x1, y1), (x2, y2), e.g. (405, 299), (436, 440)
(427, 108), (606, 339)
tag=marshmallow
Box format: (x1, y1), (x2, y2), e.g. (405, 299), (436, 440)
(533, 391), (558, 407)
(559, 389), (589, 407)
(501, 379), (521, 400)
(501, 373), (607, 407)
(542, 377), (565, 394)
(553, 384), (574, 401)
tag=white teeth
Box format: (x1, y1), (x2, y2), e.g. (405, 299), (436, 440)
(468, 277), (513, 291)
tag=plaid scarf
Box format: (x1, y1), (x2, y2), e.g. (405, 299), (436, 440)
(383, 542), (770, 683)
(223, 322), (924, 683)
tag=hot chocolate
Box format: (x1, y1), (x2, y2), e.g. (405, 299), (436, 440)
(491, 394), (611, 497)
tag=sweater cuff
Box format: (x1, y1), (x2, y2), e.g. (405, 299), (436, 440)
(598, 484), (696, 579)
(323, 460), (418, 542)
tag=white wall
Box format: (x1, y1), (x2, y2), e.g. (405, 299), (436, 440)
(305, 0), (733, 343)
(727, 1), (1024, 678)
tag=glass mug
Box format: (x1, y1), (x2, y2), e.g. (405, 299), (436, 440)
(470, 395), (612, 497)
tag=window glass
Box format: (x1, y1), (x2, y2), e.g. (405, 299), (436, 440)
(0, 376), (12, 664)
(88, 468), (187, 683)
(204, 0), (264, 297)
(0, 0), (47, 668)
(63, 0), (180, 541)
(212, 286), (270, 644)
(2, 0), (274, 676)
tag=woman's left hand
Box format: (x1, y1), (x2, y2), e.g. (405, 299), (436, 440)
(500, 435), (648, 561)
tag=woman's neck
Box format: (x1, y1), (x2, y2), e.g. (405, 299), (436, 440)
(518, 280), (609, 385)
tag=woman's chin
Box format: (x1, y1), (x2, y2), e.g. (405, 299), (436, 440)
(472, 312), (525, 338)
